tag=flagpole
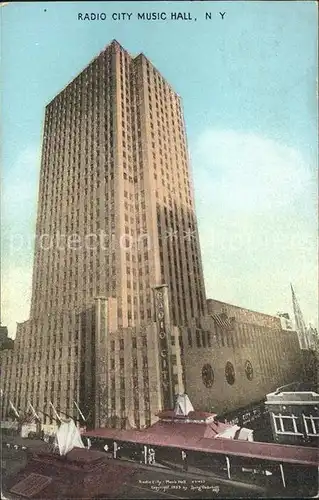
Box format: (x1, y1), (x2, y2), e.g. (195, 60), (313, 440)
(29, 401), (40, 420)
(9, 400), (20, 418)
(49, 401), (61, 423)
(73, 400), (86, 421)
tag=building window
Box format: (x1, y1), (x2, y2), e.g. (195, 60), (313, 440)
(272, 413), (302, 434)
(303, 415), (319, 436)
(187, 328), (192, 347)
(201, 331), (206, 348)
(225, 361), (235, 385)
(196, 329), (201, 348)
(202, 364), (214, 388)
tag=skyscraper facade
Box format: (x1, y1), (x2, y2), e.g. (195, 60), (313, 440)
(31, 39), (206, 326)
(1, 40), (206, 429)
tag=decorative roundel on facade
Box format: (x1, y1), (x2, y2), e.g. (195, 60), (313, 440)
(225, 361), (235, 385)
(202, 364), (214, 388)
(245, 360), (254, 381)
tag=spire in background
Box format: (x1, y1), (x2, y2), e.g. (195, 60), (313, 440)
(291, 284), (309, 349)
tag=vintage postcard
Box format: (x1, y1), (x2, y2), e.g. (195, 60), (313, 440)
(1, 1), (318, 499)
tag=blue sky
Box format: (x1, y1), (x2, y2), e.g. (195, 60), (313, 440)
(1, 1), (318, 337)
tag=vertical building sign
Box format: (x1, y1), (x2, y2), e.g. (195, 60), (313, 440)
(153, 285), (174, 409)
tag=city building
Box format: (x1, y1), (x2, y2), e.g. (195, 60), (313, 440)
(277, 312), (293, 331)
(180, 299), (303, 417)
(0, 325), (14, 350)
(265, 382), (319, 447)
(306, 324), (319, 351)
(1, 39), (205, 430)
(0, 40), (308, 432)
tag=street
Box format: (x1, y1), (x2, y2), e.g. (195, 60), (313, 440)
(1, 435), (267, 499)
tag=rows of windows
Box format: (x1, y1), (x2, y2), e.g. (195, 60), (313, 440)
(273, 413), (319, 436)
(255, 326), (283, 384)
(32, 233), (117, 313)
(119, 52), (150, 329)
(108, 330), (151, 427)
(145, 60), (192, 208)
(157, 203), (204, 324)
(194, 329), (212, 348)
(5, 369), (79, 420)
(34, 75), (117, 314)
(34, 44), (198, 327)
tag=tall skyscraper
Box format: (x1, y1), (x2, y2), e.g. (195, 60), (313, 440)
(31, 39), (206, 327)
(1, 40), (207, 429)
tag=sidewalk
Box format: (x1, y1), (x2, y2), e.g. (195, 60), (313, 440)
(2, 436), (266, 496)
(2, 435), (51, 453)
(123, 458), (266, 494)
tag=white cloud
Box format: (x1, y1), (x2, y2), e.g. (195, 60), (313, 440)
(193, 129), (313, 212)
(192, 129), (317, 327)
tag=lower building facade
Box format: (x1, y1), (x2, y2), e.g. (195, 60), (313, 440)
(181, 299), (304, 415)
(0, 296), (308, 431)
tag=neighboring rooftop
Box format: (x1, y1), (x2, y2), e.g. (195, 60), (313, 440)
(266, 382), (319, 403)
(273, 382), (318, 394)
(207, 298), (282, 329)
(0, 325), (14, 350)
